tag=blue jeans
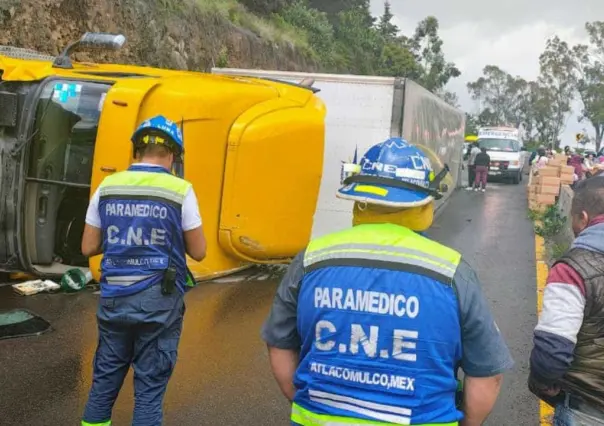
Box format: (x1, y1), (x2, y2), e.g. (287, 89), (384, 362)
(83, 283), (185, 426)
(554, 394), (604, 426)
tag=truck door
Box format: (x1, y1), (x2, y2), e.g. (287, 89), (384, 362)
(23, 79), (111, 269)
(218, 97), (325, 262)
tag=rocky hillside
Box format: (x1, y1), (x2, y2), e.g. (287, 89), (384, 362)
(0, 0), (318, 72)
(0, 0), (462, 105)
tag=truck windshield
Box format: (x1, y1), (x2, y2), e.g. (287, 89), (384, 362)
(28, 80), (111, 186)
(478, 138), (519, 152)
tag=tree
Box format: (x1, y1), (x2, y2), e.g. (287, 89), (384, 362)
(280, 1), (337, 68)
(333, 8), (382, 75)
(576, 63), (604, 151)
(309, 0), (374, 26)
(538, 36), (577, 148)
(378, 41), (419, 77)
(466, 65), (531, 127)
(466, 65), (563, 144)
(476, 108), (500, 127)
(410, 17), (460, 92)
(465, 113), (479, 135)
(530, 83), (561, 145)
(239, 0), (287, 15)
(573, 22), (604, 151)
(372, 2), (419, 78)
(439, 91), (460, 108)
(377, 1), (398, 40)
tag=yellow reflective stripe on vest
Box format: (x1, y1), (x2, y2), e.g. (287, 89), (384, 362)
(304, 224), (461, 280)
(81, 420), (111, 426)
(292, 403), (458, 426)
(99, 170), (191, 205)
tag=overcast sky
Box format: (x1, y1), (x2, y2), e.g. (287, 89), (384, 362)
(369, 0), (601, 146)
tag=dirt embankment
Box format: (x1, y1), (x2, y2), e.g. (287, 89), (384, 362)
(0, 0), (317, 72)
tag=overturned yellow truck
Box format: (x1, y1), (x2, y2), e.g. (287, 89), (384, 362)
(0, 33), (326, 282)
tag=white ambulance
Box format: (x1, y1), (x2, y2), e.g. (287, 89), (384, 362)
(477, 126), (528, 184)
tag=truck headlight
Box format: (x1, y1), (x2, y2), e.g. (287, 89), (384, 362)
(510, 160), (520, 167)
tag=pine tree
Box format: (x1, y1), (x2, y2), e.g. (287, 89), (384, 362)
(377, 1), (398, 40)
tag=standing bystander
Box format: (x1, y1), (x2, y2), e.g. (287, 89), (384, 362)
(529, 176), (604, 424)
(466, 142), (482, 190)
(473, 147), (490, 192)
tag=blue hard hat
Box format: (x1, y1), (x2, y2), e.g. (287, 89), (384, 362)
(131, 115), (184, 154)
(337, 138), (438, 207)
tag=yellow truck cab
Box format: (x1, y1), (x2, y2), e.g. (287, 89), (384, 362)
(0, 33), (326, 282)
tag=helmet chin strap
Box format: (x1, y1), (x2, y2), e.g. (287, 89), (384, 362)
(430, 164), (450, 190)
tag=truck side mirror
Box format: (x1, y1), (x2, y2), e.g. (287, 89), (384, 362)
(79, 33), (126, 50)
(53, 32), (126, 69)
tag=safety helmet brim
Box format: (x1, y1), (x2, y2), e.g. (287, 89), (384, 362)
(337, 182), (434, 208)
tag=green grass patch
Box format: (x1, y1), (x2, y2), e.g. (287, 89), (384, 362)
(193, 0), (310, 49)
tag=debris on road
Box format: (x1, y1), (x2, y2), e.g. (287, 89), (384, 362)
(60, 269), (93, 293)
(12, 279), (60, 296)
(0, 309), (52, 340)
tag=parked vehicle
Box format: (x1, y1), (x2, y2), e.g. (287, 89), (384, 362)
(477, 126), (528, 184)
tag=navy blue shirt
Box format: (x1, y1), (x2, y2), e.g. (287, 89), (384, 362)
(262, 251), (514, 378)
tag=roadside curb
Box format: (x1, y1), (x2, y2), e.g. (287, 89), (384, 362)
(535, 233), (554, 425)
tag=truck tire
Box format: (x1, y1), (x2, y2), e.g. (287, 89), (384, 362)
(512, 172), (521, 184)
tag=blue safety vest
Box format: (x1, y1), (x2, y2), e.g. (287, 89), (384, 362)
(97, 164), (191, 298)
(293, 223), (463, 426)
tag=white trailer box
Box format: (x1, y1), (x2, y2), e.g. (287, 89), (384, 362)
(212, 68), (465, 239)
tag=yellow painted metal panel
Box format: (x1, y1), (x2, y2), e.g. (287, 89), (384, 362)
(219, 95), (326, 262)
(75, 67), (325, 282)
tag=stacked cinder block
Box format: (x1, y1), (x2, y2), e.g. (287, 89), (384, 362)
(527, 154), (574, 212)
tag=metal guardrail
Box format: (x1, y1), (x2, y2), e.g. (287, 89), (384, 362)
(0, 46), (55, 61)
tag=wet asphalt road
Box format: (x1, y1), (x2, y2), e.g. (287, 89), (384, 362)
(0, 182), (538, 426)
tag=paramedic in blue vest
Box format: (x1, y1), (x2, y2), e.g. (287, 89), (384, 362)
(80, 115), (207, 426)
(261, 138), (514, 426)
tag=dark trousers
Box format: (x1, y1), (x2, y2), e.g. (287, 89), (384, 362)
(467, 164), (476, 187)
(474, 166), (488, 189)
(83, 284), (185, 426)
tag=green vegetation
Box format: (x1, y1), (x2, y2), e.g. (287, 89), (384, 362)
(529, 205), (570, 263)
(466, 21), (604, 151)
(533, 205), (567, 239)
(193, 0), (308, 47)
(192, 0), (460, 100)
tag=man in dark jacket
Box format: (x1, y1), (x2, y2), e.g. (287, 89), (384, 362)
(529, 176), (604, 424)
(472, 148), (490, 192)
